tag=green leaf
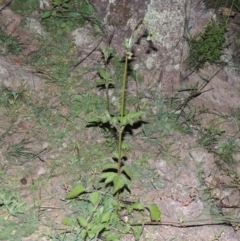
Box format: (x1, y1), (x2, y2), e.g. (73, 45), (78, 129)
(130, 111), (144, 120)
(65, 184), (85, 199)
(0, 224), (16, 239)
(41, 11), (51, 19)
(121, 116), (128, 126)
(121, 174), (131, 190)
(105, 233), (121, 241)
(92, 224), (106, 233)
(112, 151), (125, 160)
(102, 163), (118, 171)
(147, 204), (161, 222)
(62, 2), (69, 8)
(123, 224), (131, 233)
(121, 166), (132, 178)
(111, 116), (119, 126)
(99, 68), (111, 80)
(88, 116), (100, 123)
(100, 172), (115, 181)
(121, 141), (130, 151)
(113, 176), (125, 194)
(126, 115), (134, 126)
(132, 225), (144, 241)
(62, 217), (74, 226)
(60, 22), (67, 28)
(132, 202), (144, 211)
(104, 172), (117, 184)
(88, 230), (95, 239)
(77, 216), (88, 227)
(101, 212), (110, 223)
(112, 151), (119, 159)
(52, 10), (57, 17)
(80, 229), (87, 239)
(90, 192), (101, 206)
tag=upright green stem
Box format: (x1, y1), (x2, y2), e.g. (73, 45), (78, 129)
(116, 53), (128, 200)
(106, 85), (110, 113)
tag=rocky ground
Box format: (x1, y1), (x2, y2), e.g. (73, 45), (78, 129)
(0, 0), (240, 241)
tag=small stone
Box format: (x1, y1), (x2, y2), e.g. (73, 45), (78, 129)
(37, 166), (47, 176)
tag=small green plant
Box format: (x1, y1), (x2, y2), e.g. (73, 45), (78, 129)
(3, 139), (36, 165)
(0, 189), (26, 217)
(185, 18), (227, 70)
(41, 0), (105, 34)
(0, 85), (28, 107)
(0, 29), (22, 55)
(0, 188), (37, 240)
(10, 0), (39, 13)
(216, 137), (240, 168)
(63, 37), (161, 240)
(197, 125), (225, 152)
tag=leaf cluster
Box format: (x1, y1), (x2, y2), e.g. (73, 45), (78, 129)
(64, 185), (161, 241)
(185, 19), (227, 70)
(0, 189), (26, 216)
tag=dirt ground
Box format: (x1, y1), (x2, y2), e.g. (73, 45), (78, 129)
(0, 2), (240, 241)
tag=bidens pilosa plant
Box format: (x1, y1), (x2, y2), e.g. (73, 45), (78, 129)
(63, 35), (161, 240)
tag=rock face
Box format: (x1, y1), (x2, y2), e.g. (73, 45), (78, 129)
(0, 59), (44, 91)
(92, 0), (187, 93)
(143, 0), (186, 92)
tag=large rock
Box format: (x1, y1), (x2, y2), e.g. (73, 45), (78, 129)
(91, 0), (187, 94)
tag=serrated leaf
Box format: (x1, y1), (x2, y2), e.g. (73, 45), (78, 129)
(132, 202), (144, 211)
(77, 216), (88, 227)
(62, 217), (74, 226)
(147, 204), (161, 222)
(102, 163), (118, 171)
(121, 166), (132, 178)
(90, 192), (101, 206)
(65, 184), (85, 199)
(101, 212), (110, 223)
